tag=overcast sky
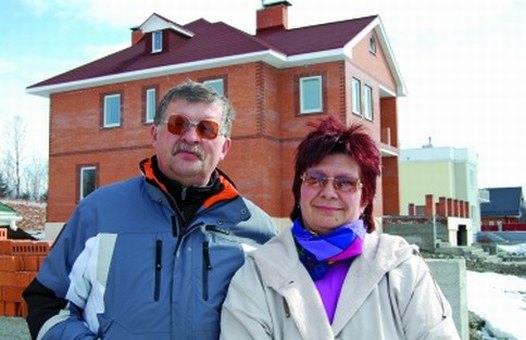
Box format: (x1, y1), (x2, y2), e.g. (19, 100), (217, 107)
(1, 0), (524, 189)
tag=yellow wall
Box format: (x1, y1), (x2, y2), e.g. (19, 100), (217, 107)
(399, 161), (455, 214)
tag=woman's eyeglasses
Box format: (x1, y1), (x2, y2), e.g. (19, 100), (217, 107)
(166, 114), (220, 140)
(301, 171), (362, 193)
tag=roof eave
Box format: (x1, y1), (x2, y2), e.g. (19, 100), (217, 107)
(26, 49), (350, 97)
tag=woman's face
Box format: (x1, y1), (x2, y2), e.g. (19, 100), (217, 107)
(299, 154), (366, 235)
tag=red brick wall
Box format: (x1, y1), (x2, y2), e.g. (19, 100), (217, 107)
(47, 34), (400, 224)
(0, 232), (50, 317)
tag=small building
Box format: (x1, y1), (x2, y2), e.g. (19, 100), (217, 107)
(481, 187), (525, 226)
(399, 144), (482, 238)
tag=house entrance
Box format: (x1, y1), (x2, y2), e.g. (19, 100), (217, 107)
(457, 225), (467, 246)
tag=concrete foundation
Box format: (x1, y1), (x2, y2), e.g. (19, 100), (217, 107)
(426, 258), (468, 340)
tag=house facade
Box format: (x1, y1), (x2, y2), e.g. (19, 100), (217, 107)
(28, 1), (406, 231)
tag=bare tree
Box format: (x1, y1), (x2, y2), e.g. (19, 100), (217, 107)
(1, 115), (27, 198)
(22, 155), (49, 200)
(0, 172), (8, 197)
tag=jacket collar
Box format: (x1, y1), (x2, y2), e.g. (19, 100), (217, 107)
(139, 156), (240, 210)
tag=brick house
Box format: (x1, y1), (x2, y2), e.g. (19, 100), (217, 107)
(27, 1), (406, 231)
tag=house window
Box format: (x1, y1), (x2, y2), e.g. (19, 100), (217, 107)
(364, 84), (373, 120)
(79, 166), (97, 200)
(352, 77), (361, 115)
(203, 78), (225, 96)
(369, 35), (377, 55)
(103, 94), (121, 127)
(145, 87), (156, 123)
(299, 76), (323, 114)
(152, 31), (163, 53)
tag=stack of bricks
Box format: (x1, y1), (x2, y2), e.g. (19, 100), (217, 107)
(0, 229), (50, 317)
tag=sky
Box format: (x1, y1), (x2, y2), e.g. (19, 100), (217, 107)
(1, 0), (525, 190)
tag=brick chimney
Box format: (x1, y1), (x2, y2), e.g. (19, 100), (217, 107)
(131, 26), (144, 45)
(256, 1), (291, 33)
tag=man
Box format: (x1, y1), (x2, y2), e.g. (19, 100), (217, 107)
(23, 80), (277, 339)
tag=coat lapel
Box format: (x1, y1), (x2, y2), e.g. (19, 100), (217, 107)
(253, 231), (335, 340)
(331, 232), (385, 334)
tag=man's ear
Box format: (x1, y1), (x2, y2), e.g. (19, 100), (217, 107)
(220, 138), (232, 161)
(151, 124), (158, 144)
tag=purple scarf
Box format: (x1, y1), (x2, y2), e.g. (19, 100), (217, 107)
(292, 218), (366, 280)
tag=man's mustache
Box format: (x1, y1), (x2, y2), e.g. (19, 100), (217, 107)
(172, 143), (205, 160)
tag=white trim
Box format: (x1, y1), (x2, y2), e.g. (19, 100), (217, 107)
(140, 14), (194, 37)
(299, 75), (323, 114)
(202, 78), (224, 95)
(27, 18), (407, 98)
(145, 87), (156, 123)
(380, 146), (398, 157)
(379, 84), (396, 97)
(151, 31), (163, 53)
(103, 94), (121, 128)
(80, 166), (97, 200)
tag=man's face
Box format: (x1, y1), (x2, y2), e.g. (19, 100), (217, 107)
(151, 99), (231, 187)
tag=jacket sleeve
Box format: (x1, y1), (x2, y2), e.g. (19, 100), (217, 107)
(220, 258), (274, 340)
(22, 204), (99, 340)
(390, 256), (460, 340)
(23, 279), (96, 340)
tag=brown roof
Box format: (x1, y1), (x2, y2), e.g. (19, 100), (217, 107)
(27, 14), (387, 93)
(256, 15), (377, 55)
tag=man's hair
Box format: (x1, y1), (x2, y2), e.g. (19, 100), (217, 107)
(154, 80), (235, 137)
(290, 116), (381, 232)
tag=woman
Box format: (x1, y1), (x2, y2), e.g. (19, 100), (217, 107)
(220, 116), (460, 339)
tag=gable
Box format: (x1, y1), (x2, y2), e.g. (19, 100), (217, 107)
(139, 13), (194, 37)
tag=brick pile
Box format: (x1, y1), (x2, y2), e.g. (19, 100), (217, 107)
(0, 230), (50, 317)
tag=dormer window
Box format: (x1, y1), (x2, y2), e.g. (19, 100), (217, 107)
(369, 34), (377, 55)
(152, 31), (163, 53)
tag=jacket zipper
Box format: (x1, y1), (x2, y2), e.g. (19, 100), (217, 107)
(154, 239), (162, 301)
(202, 241), (212, 301)
(205, 225), (230, 235)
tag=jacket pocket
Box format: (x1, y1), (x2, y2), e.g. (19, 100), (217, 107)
(202, 241), (212, 300)
(154, 239), (162, 301)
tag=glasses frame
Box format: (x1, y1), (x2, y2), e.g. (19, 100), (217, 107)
(165, 114), (220, 140)
(301, 171), (362, 193)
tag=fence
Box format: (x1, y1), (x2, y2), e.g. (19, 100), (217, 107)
(481, 223), (526, 232)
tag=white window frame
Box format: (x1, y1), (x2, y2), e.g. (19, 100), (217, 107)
(299, 75), (323, 114)
(145, 88), (156, 123)
(369, 35), (377, 55)
(103, 94), (121, 127)
(203, 78), (224, 96)
(152, 31), (162, 53)
(352, 77), (362, 115)
(80, 166), (96, 200)
(364, 84), (373, 120)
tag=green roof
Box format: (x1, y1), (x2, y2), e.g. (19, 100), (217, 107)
(0, 202), (16, 214)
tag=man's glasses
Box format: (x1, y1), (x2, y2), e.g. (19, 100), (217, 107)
(301, 171), (362, 193)
(166, 114), (220, 140)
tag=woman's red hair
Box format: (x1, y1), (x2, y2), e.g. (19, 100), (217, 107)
(290, 116), (381, 232)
